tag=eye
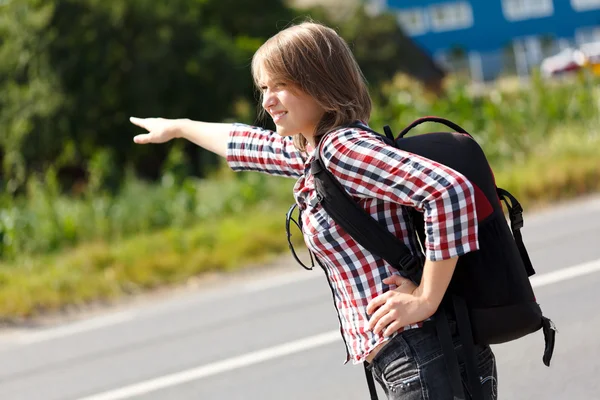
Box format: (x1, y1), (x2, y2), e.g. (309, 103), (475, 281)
(260, 82), (287, 92)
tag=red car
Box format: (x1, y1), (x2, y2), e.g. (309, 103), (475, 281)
(540, 47), (586, 77)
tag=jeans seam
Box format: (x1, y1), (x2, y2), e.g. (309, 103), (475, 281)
(418, 363), (429, 400)
(481, 353), (498, 400)
(381, 373), (420, 390)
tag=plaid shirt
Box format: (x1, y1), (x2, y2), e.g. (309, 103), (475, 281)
(226, 123), (479, 364)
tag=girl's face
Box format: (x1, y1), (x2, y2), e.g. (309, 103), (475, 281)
(259, 73), (325, 143)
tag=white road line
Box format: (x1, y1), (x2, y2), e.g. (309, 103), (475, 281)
(76, 331), (340, 400)
(530, 258), (600, 288)
(13, 254), (595, 349)
(76, 257), (600, 400)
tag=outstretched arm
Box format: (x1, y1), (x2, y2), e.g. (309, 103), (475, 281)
(131, 117), (231, 158)
(130, 117), (307, 178)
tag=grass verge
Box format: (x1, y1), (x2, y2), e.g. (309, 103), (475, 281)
(0, 128), (599, 322)
(0, 202), (301, 322)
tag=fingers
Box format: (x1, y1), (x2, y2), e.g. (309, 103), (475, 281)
(382, 275), (404, 286)
(367, 275), (418, 335)
(368, 304), (390, 332)
(369, 306), (405, 336)
(382, 274), (410, 287)
(383, 275), (416, 294)
(372, 311), (395, 335)
(383, 321), (404, 337)
(366, 276), (414, 315)
(366, 291), (391, 315)
(133, 134), (152, 144)
(131, 117), (157, 144)
(129, 116), (148, 129)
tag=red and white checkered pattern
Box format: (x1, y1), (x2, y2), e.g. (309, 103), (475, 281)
(227, 123), (479, 364)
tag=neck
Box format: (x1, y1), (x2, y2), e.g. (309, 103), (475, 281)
(303, 134), (317, 148)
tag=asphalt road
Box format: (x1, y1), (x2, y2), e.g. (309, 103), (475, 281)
(1, 194), (600, 400)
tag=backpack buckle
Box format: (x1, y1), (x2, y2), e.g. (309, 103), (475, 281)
(509, 204), (524, 231)
(398, 255), (420, 281)
(309, 194), (322, 207)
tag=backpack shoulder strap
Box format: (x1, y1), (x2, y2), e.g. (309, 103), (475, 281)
(497, 188), (536, 276)
(311, 129), (422, 282)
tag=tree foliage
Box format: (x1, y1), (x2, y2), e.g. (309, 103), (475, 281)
(0, 0), (439, 195)
(0, 0), (295, 194)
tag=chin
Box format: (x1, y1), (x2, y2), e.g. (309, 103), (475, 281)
(275, 127), (295, 137)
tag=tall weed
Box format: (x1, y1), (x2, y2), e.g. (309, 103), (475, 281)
(2, 73), (598, 260)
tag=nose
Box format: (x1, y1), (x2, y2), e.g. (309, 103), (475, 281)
(262, 89), (276, 110)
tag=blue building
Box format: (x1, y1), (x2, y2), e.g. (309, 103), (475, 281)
(367, 0), (600, 80)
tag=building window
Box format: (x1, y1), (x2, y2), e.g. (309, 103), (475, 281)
(396, 9), (428, 35)
(572, 0), (600, 11)
(512, 36), (548, 76)
(429, 2), (474, 32)
(365, 0), (387, 16)
(502, 0), (554, 21)
(576, 26), (600, 44)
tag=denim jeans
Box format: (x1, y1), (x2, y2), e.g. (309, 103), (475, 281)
(368, 326), (498, 400)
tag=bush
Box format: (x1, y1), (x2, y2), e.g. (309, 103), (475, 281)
(2, 72), (599, 260)
(371, 71), (600, 167)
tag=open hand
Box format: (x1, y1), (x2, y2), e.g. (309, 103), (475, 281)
(130, 117), (183, 144)
(366, 274), (435, 337)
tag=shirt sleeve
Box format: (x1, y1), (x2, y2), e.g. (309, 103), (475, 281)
(226, 123), (307, 178)
(320, 128), (479, 261)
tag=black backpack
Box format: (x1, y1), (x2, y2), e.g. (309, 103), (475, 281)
(309, 117), (556, 400)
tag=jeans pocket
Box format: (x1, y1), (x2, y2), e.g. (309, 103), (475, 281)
(374, 337), (424, 399)
(381, 364), (422, 400)
(477, 347), (498, 400)
(460, 346), (498, 400)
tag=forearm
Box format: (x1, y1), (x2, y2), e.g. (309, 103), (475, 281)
(415, 256), (459, 314)
(177, 119), (233, 158)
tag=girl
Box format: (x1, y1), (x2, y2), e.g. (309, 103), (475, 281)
(130, 21), (497, 400)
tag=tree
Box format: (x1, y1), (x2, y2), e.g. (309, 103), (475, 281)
(295, 4), (446, 96)
(1, 0), (443, 195)
(0, 0), (296, 194)
(0, 0), (64, 194)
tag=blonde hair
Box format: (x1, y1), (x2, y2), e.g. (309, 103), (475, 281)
(251, 21), (372, 151)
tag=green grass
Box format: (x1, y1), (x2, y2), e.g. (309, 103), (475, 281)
(0, 201), (303, 320)
(1, 131), (598, 321)
(494, 125), (600, 207)
(2, 74), (600, 321)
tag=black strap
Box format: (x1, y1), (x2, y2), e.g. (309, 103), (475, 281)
(311, 157), (421, 282)
(497, 188), (557, 364)
(541, 316), (557, 367)
(497, 188), (536, 276)
(453, 296), (485, 400)
(364, 364), (379, 400)
(398, 116), (471, 139)
(436, 308), (468, 399)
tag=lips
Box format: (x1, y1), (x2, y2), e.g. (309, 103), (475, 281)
(271, 111), (287, 123)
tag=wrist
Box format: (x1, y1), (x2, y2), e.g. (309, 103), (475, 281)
(174, 118), (191, 139)
(415, 286), (441, 318)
